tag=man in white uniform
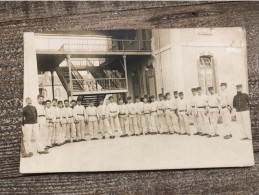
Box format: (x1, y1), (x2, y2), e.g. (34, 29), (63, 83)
(63, 100), (76, 143)
(135, 96), (146, 135)
(118, 98), (130, 137)
(58, 100), (66, 144)
(195, 87), (210, 136)
(85, 100), (99, 140)
(157, 94), (168, 134)
(150, 96), (158, 134)
(233, 84), (251, 140)
(97, 98), (112, 139)
(45, 100), (54, 148)
(190, 88), (200, 135)
(36, 95), (47, 148)
(107, 96), (123, 138)
(51, 99), (62, 146)
(74, 98), (86, 141)
(143, 95), (152, 135)
(178, 92), (190, 136)
(207, 87), (220, 138)
(218, 83), (233, 139)
(127, 96), (140, 136)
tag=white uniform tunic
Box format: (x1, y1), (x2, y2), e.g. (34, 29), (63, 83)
(164, 99), (179, 132)
(73, 105), (86, 140)
(85, 106), (99, 138)
(35, 103), (47, 147)
(127, 103), (139, 134)
(135, 102), (146, 133)
(107, 102), (122, 135)
(97, 104), (112, 136)
(177, 98), (190, 134)
(195, 94), (209, 134)
(143, 103), (152, 132)
(156, 100), (167, 133)
(218, 90), (232, 135)
(118, 104), (129, 135)
(150, 101), (158, 132)
(208, 94), (220, 136)
(190, 95), (199, 132)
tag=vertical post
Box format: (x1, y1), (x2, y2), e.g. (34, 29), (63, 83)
(51, 71), (54, 100)
(123, 55), (128, 96)
(67, 54), (73, 99)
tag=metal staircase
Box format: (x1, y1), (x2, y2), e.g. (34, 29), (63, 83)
(79, 94), (106, 107)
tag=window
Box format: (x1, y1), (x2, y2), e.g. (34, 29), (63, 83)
(198, 55), (217, 94)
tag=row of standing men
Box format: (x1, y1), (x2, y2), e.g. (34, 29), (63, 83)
(22, 82), (251, 157)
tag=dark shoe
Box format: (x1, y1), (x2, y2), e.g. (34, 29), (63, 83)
(168, 132), (174, 135)
(153, 132), (158, 135)
(124, 134), (129, 137)
(38, 149), (49, 154)
(187, 133), (191, 136)
(140, 133), (143, 135)
(102, 136), (105, 139)
(241, 137), (248, 140)
(120, 135), (125, 138)
(81, 139), (87, 141)
(73, 140), (79, 142)
(207, 135), (212, 138)
(224, 135), (231, 139)
(110, 136), (115, 139)
(46, 145), (52, 149)
(131, 134), (136, 136)
(158, 131), (160, 134)
(135, 134), (139, 136)
(201, 133), (207, 136)
(145, 133), (149, 135)
(65, 140), (70, 143)
(193, 132), (200, 135)
(214, 134), (220, 137)
(22, 153), (32, 158)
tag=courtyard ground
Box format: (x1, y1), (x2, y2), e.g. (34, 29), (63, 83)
(20, 121), (254, 173)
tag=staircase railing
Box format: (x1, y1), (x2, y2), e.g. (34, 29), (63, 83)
(72, 78), (127, 92)
(56, 67), (71, 95)
(70, 62), (85, 90)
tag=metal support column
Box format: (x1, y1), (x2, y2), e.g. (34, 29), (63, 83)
(51, 71), (54, 100)
(123, 55), (128, 96)
(67, 54), (73, 99)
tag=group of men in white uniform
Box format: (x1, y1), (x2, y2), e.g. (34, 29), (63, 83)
(22, 82), (251, 158)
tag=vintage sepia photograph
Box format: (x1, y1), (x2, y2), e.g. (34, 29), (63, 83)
(20, 27), (254, 173)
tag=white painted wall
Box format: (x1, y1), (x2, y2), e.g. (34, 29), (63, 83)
(152, 28), (248, 101)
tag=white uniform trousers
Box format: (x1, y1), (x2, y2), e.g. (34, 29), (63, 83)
(197, 109), (210, 134)
(150, 112), (158, 133)
(221, 107), (231, 136)
(76, 120), (86, 140)
(109, 115), (123, 136)
(66, 122), (76, 141)
(128, 114), (139, 135)
(178, 111), (190, 134)
(172, 112), (181, 133)
(22, 124), (45, 153)
(98, 117), (113, 136)
(61, 122), (67, 143)
(236, 110), (252, 139)
(157, 113), (168, 133)
(38, 123), (47, 148)
(119, 115), (130, 135)
(88, 119), (99, 139)
(190, 107), (199, 132)
(165, 111), (174, 132)
(52, 122), (62, 144)
(208, 108), (219, 136)
(136, 114), (146, 134)
(45, 120), (53, 147)
(144, 113), (152, 133)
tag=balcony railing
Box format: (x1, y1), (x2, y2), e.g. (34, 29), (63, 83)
(60, 39), (151, 52)
(72, 78), (127, 92)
